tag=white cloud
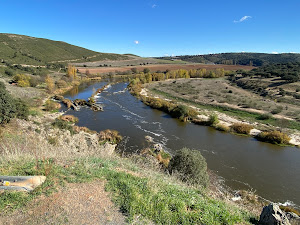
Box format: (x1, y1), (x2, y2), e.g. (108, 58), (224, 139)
(134, 40), (139, 45)
(234, 16), (252, 23)
(164, 54), (169, 57)
(271, 51), (279, 54)
(152, 4), (157, 8)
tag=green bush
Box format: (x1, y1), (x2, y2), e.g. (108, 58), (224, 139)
(0, 81), (29, 124)
(4, 69), (15, 77)
(168, 147), (209, 187)
(51, 119), (75, 135)
(271, 106), (283, 115)
(44, 100), (61, 111)
(257, 113), (272, 120)
(208, 113), (219, 126)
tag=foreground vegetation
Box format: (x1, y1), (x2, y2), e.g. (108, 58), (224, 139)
(0, 113), (254, 224)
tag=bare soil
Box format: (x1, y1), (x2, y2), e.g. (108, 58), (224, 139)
(0, 181), (126, 225)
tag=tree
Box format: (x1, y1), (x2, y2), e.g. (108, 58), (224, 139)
(67, 65), (77, 79)
(131, 68), (138, 74)
(143, 68), (150, 73)
(45, 75), (55, 93)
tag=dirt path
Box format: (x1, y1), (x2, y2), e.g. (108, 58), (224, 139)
(0, 181), (126, 225)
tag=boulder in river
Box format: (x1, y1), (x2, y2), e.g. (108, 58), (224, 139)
(145, 136), (154, 143)
(91, 104), (103, 112)
(259, 203), (291, 225)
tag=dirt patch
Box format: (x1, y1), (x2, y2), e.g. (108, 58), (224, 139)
(78, 64), (254, 74)
(0, 181), (126, 225)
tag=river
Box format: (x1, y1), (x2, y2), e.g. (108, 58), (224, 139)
(63, 81), (300, 208)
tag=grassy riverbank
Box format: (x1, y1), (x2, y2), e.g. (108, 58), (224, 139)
(0, 113), (257, 224)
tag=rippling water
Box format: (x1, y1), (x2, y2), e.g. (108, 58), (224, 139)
(63, 81), (300, 208)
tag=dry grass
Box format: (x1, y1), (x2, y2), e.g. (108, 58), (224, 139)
(256, 130), (291, 145)
(231, 123), (253, 135)
(0, 117), (117, 163)
(59, 115), (79, 123)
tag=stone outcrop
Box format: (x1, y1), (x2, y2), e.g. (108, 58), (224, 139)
(286, 212), (300, 225)
(259, 204), (291, 225)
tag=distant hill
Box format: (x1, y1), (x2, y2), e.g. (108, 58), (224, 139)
(157, 53), (300, 67)
(0, 33), (130, 66)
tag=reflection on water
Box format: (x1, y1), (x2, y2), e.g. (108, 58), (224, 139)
(68, 85), (79, 97)
(63, 81), (300, 208)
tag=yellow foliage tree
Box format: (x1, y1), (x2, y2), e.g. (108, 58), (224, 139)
(45, 75), (55, 93)
(67, 65), (77, 79)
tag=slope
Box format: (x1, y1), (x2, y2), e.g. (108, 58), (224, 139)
(0, 33), (130, 66)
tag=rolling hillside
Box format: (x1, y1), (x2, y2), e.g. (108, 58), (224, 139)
(157, 53), (300, 66)
(0, 33), (130, 66)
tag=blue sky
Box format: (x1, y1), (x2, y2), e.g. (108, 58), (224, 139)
(1, 0), (300, 57)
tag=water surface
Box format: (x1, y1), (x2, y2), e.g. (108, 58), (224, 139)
(63, 81), (300, 207)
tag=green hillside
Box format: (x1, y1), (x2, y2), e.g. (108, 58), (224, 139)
(0, 33), (129, 66)
(157, 53), (300, 66)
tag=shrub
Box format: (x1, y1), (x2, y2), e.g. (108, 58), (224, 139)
(13, 74), (31, 87)
(231, 123), (253, 135)
(44, 100), (61, 111)
(256, 130), (291, 145)
(168, 147), (209, 187)
(29, 76), (41, 87)
(208, 113), (219, 126)
(4, 69), (15, 77)
(0, 81), (29, 124)
(59, 115), (79, 123)
(52, 119), (75, 135)
(215, 123), (230, 132)
(98, 129), (122, 144)
(271, 106), (283, 115)
(257, 113), (272, 120)
(169, 105), (190, 121)
(55, 80), (68, 88)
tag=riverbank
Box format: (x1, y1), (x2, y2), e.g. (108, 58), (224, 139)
(139, 83), (300, 147)
(0, 111), (260, 224)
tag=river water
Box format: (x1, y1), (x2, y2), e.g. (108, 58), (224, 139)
(63, 81), (300, 207)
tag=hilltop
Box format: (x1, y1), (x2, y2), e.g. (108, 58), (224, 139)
(0, 33), (130, 66)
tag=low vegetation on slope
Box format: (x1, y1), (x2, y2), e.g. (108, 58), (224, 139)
(0, 33), (129, 65)
(0, 114), (254, 224)
(158, 53), (300, 66)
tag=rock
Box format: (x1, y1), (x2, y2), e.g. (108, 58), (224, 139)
(286, 212), (300, 225)
(73, 99), (87, 106)
(0, 176), (46, 192)
(91, 104), (103, 111)
(145, 136), (154, 142)
(259, 203), (291, 225)
(103, 142), (117, 156)
(153, 143), (163, 153)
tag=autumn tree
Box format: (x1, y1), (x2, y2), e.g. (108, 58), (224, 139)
(67, 65), (77, 79)
(45, 75), (55, 93)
